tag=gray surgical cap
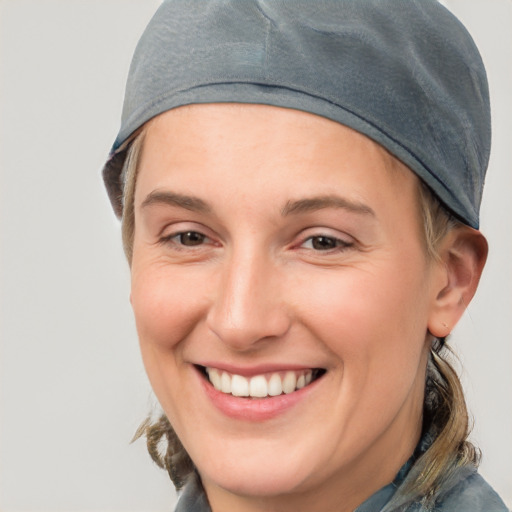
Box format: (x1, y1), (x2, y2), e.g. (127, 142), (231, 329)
(103, 0), (491, 228)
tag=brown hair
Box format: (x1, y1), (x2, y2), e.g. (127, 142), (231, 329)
(121, 129), (479, 504)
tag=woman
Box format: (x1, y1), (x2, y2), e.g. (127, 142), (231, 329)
(102, 1), (508, 510)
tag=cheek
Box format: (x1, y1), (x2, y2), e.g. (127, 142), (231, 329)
(302, 263), (427, 334)
(130, 264), (209, 351)
(130, 264), (213, 419)
(293, 255), (431, 380)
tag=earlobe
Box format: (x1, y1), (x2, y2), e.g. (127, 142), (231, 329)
(427, 226), (488, 338)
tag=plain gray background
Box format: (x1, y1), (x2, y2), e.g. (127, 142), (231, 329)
(0, 1), (510, 510)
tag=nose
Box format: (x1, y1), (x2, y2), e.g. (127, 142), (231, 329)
(206, 249), (291, 351)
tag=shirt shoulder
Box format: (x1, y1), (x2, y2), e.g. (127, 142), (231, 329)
(435, 472), (509, 512)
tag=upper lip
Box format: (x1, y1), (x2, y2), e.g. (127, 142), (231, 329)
(195, 362), (324, 377)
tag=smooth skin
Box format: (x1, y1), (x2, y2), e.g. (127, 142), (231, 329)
(130, 104), (487, 512)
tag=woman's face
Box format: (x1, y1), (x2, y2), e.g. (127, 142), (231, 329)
(130, 104), (440, 509)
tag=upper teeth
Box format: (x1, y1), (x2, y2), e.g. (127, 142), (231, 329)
(206, 368), (314, 398)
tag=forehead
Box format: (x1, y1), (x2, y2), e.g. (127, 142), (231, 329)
(135, 103), (419, 217)
(141, 103), (410, 176)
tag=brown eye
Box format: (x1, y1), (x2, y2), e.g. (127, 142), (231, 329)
(310, 236), (337, 250)
(301, 235), (352, 252)
(179, 231), (206, 246)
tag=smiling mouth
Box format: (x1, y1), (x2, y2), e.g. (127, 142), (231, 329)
(197, 366), (326, 398)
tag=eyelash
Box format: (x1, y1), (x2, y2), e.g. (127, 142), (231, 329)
(159, 230), (353, 254)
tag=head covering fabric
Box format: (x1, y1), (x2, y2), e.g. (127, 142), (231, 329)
(103, 0), (491, 228)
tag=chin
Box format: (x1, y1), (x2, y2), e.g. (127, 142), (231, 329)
(188, 435), (330, 500)
(201, 462), (311, 498)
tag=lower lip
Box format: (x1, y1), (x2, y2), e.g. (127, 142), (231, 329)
(197, 369), (322, 421)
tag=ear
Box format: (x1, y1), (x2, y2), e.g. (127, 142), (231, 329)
(428, 226), (488, 338)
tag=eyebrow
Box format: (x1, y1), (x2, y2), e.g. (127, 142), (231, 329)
(141, 190), (375, 218)
(281, 195), (375, 217)
(141, 191), (212, 213)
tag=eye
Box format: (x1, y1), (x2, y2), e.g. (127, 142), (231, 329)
(301, 235), (351, 251)
(177, 231), (206, 246)
(161, 230), (209, 247)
